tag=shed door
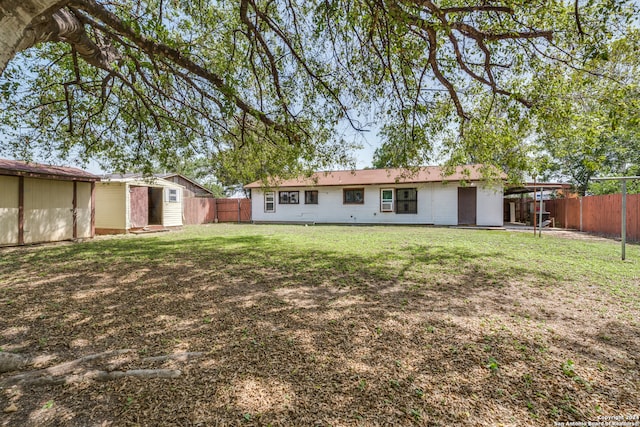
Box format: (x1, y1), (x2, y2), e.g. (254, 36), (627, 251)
(23, 178), (74, 243)
(129, 186), (149, 228)
(457, 187), (477, 225)
(76, 182), (92, 238)
(0, 176), (19, 245)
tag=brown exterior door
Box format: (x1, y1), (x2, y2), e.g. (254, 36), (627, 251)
(129, 186), (149, 228)
(458, 187), (477, 225)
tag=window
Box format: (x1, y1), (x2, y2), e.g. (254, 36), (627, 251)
(305, 190), (318, 204)
(167, 188), (180, 203)
(380, 189), (394, 212)
(279, 191), (299, 204)
(396, 188), (417, 214)
(343, 188), (364, 204)
(264, 192), (275, 212)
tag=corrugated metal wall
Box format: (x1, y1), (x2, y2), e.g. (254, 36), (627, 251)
(95, 182), (127, 230)
(23, 178), (74, 244)
(76, 182), (93, 238)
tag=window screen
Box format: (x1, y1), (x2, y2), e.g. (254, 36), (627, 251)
(396, 188), (417, 214)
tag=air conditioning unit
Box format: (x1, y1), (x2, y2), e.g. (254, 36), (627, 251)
(381, 202), (393, 212)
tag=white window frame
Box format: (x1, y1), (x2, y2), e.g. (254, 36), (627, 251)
(264, 191), (276, 213)
(380, 188), (394, 212)
(166, 187), (180, 203)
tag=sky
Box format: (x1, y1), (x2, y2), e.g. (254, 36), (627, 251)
(0, 118), (383, 176)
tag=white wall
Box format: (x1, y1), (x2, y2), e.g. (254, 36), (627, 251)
(431, 184), (458, 225)
(251, 182), (503, 226)
(477, 185), (504, 226)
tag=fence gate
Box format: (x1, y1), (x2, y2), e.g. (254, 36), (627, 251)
(183, 198), (251, 224)
(215, 198), (252, 222)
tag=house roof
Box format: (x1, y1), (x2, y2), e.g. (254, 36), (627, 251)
(102, 173), (211, 194)
(0, 158), (100, 181)
(244, 164), (504, 189)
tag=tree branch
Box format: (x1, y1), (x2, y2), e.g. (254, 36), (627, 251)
(69, 0), (296, 139)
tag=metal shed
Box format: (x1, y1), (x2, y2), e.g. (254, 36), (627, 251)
(0, 158), (100, 246)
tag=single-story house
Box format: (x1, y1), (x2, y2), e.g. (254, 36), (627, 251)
(244, 165), (504, 226)
(94, 175), (185, 234)
(0, 158), (99, 245)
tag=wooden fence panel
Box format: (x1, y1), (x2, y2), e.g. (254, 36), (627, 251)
(545, 198), (580, 229)
(183, 197), (216, 225)
(546, 194), (640, 242)
(631, 193), (640, 242)
(583, 195), (616, 237)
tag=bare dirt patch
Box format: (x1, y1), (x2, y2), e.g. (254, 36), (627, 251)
(1, 226), (639, 426)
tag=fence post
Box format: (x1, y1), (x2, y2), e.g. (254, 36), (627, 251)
(238, 199), (241, 223)
(579, 197), (583, 232)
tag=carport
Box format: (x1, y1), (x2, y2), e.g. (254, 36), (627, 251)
(504, 182), (573, 227)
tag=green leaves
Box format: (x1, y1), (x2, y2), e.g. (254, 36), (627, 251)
(532, 29), (640, 194)
(1, 0), (638, 184)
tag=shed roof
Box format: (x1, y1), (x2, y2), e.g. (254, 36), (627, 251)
(100, 174), (185, 189)
(102, 173), (209, 193)
(156, 173), (214, 195)
(244, 164), (504, 189)
(0, 158), (100, 181)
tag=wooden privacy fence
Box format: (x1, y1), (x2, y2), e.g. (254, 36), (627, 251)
(545, 194), (640, 242)
(183, 198), (251, 224)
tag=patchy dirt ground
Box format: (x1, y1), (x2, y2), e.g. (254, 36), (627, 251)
(1, 226), (639, 426)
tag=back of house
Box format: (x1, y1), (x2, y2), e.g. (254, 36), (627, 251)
(244, 165), (504, 227)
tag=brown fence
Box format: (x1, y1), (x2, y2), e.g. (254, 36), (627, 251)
(183, 198), (251, 225)
(546, 194), (640, 242)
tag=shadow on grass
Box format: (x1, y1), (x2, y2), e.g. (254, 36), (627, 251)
(0, 231), (638, 426)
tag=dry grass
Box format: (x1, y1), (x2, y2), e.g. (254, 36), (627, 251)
(0, 224), (639, 426)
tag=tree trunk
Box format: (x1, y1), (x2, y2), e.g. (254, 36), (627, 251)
(0, 0), (67, 74)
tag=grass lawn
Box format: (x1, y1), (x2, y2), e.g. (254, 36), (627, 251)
(1, 224), (639, 426)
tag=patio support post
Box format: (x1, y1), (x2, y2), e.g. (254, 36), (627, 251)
(533, 178), (537, 235)
(539, 187), (543, 238)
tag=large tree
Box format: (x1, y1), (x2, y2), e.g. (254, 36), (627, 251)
(0, 1), (636, 183)
(533, 30), (640, 195)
